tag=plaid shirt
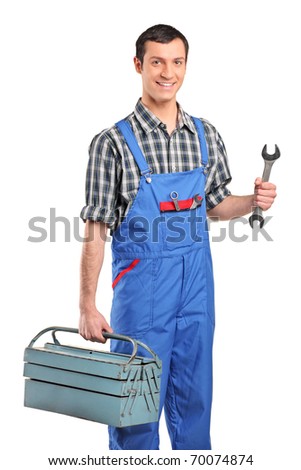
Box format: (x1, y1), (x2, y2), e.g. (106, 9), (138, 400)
(80, 99), (232, 230)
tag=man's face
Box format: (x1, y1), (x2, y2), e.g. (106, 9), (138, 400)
(134, 38), (187, 106)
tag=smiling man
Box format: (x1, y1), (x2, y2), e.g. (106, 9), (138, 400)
(133, 36), (187, 133)
(79, 24), (277, 450)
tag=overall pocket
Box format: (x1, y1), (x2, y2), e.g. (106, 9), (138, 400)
(111, 258), (155, 337)
(112, 259), (140, 288)
(159, 189), (207, 251)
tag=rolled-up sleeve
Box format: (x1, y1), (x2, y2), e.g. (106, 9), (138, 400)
(80, 131), (120, 227)
(203, 120), (232, 210)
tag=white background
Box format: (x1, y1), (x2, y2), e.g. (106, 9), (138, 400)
(1, 0), (300, 468)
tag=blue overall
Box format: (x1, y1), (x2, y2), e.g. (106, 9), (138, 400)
(109, 118), (215, 450)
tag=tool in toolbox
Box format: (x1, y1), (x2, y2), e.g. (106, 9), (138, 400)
(23, 327), (162, 427)
(249, 144), (280, 228)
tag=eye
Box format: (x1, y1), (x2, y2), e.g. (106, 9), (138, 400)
(152, 59), (161, 65)
(174, 60), (184, 66)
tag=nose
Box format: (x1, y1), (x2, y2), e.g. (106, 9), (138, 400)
(160, 63), (173, 79)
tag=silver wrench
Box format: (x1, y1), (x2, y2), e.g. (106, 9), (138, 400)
(249, 144), (280, 229)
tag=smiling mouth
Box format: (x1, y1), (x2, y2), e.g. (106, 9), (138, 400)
(156, 82), (176, 88)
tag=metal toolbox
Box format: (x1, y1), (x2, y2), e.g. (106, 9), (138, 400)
(23, 327), (162, 427)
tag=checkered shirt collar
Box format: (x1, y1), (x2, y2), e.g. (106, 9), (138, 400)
(133, 99), (197, 134)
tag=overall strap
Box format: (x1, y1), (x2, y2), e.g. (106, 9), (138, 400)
(116, 119), (151, 177)
(191, 117), (208, 167)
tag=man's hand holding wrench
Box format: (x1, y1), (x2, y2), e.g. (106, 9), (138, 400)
(249, 145), (280, 228)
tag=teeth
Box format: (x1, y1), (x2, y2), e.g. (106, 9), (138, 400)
(158, 82), (174, 87)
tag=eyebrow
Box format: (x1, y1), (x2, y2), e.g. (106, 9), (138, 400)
(149, 56), (186, 61)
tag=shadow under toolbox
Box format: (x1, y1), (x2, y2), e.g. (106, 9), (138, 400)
(23, 327), (162, 427)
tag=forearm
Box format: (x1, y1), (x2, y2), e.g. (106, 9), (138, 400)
(207, 179), (277, 221)
(79, 221), (107, 311)
(207, 194), (254, 221)
(79, 221), (112, 342)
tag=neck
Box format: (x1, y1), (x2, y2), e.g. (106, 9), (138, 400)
(141, 98), (178, 134)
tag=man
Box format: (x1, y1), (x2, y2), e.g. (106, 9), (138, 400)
(79, 24), (277, 450)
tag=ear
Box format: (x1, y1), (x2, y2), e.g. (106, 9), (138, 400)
(133, 56), (142, 74)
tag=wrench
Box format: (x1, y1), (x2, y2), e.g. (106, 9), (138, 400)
(249, 144), (280, 229)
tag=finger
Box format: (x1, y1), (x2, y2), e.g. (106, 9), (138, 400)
(100, 330), (114, 345)
(79, 326), (103, 343)
(254, 196), (275, 210)
(258, 181), (276, 190)
(254, 177), (262, 186)
(255, 188), (277, 199)
(103, 322), (114, 334)
(96, 333), (107, 344)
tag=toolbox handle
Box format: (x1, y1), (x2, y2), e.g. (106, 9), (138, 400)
(103, 332), (161, 369)
(27, 326), (161, 369)
(133, 338), (161, 369)
(27, 327), (137, 359)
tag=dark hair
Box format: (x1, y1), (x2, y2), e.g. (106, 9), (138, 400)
(135, 24), (189, 64)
